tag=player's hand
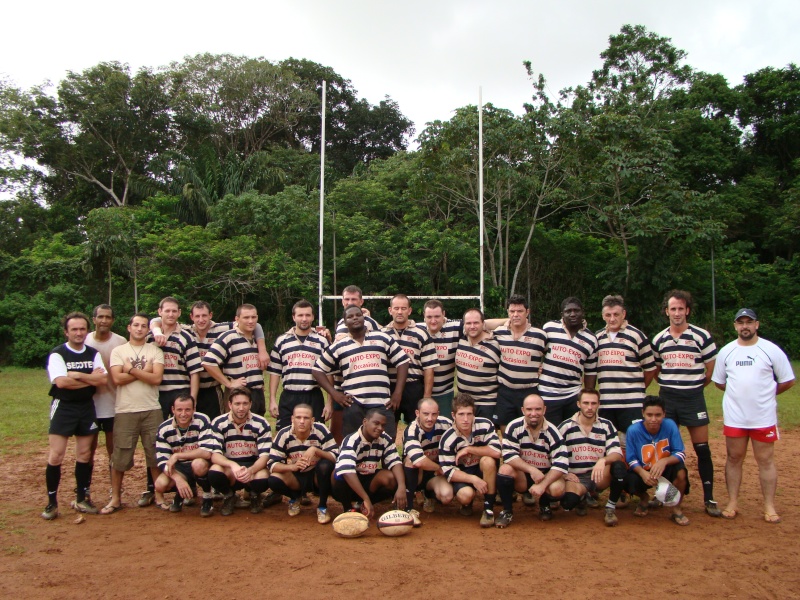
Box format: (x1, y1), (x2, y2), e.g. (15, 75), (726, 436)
(361, 499), (375, 520)
(530, 482), (547, 498)
(164, 456), (178, 476)
(154, 334), (168, 346)
(333, 391), (353, 408)
(394, 489), (407, 510)
(361, 308), (371, 318)
(564, 473), (579, 483)
(316, 326), (332, 342)
(650, 459), (669, 481)
(228, 377), (247, 389)
(387, 392), (402, 411)
(639, 470), (657, 487)
(269, 401), (279, 419)
(591, 460), (606, 485)
(233, 465), (251, 483)
(435, 467), (444, 477)
(322, 403), (333, 421)
(529, 468), (544, 484)
(258, 351), (270, 370)
(455, 447), (472, 464)
(472, 475), (489, 495)
(175, 476), (193, 499)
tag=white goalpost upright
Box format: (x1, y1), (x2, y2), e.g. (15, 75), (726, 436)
(317, 83), (486, 325)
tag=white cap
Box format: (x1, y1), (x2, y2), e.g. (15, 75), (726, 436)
(655, 476), (681, 507)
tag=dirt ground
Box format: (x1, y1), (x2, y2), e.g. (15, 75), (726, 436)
(2, 429), (799, 600)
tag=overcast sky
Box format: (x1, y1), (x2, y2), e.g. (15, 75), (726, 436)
(1, 0), (797, 144)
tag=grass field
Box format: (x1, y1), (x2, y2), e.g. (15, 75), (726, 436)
(1, 364), (799, 455)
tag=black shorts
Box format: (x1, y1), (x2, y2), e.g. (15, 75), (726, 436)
(277, 388), (325, 430)
(166, 460), (198, 489)
(623, 463), (690, 497)
(599, 406), (642, 436)
(496, 386), (537, 428)
(95, 417), (114, 433)
(249, 387), (266, 417)
(196, 386), (222, 420)
(452, 464), (484, 495)
(393, 379), (424, 426)
(49, 400), (97, 437)
(660, 387), (709, 427)
(543, 393), (580, 427)
(474, 404), (498, 427)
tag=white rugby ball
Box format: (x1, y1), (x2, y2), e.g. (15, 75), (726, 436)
(332, 512), (369, 538)
(377, 510), (414, 537)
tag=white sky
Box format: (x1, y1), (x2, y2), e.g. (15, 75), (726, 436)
(1, 0), (798, 144)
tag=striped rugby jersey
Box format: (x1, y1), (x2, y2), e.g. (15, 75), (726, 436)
(438, 417), (501, 481)
(312, 331), (409, 407)
(595, 323), (657, 409)
(651, 324), (717, 391)
(146, 328), (203, 391)
(335, 429), (401, 476)
(203, 412), (272, 465)
(184, 322), (238, 388)
(454, 336), (502, 408)
(202, 328), (264, 388)
(539, 320), (599, 402)
(493, 324), (546, 389)
(381, 323), (439, 384)
(267, 329), (329, 392)
(155, 412), (212, 469)
(502, 417), (569, 474)
(403, 416), (453, 466)
(268, 422), (338, 470)
(557, 412), (622, 475)
(419, 320), (462, 395)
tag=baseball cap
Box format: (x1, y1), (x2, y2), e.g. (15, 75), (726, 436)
(734, 308), (758, 321)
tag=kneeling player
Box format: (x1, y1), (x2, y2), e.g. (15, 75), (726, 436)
(403, 398), (454, 519)
(154, 393), (213, 515)
(203, 388), (272, 515)
(624, 395), (690, 526)
(438, 393), (501, 527)
(267, 404), (338, 524)
(558, 389), (626, 526)
(496, 394), (567, 527)
(332, 409), (407, 519)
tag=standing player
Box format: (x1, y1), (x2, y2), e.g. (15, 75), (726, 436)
(332, 409), (407, 519)
(438, 393), (502, 527)
(203, 387), (272, 515)
(313, 305), (410, 439)
(558, 389), (627, 527)
(455, 309), (502, 426)
(712, 308), (796, 523)
(420, 300), (462, 416)
(87, 304), (126, 498)
(651, 289), (720, 517)
(334, 285), (381, 334)
(539, 297), (598, 426)
(383, 294), (438, 427)
(495, 394), (567, 528)
(403, 398), (454, 515)
(268, 300), (332, 430)
(267, 404), (338, 523)
(43, 312), (107, 520)
(101, 313), (165, 514)
(624, 396), (690, 526)
(492, 295), (546, 430)
(154, 393), (213, 515)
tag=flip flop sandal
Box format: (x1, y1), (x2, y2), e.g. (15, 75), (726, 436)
(670, 512), (690, 526)
(100, 504), (123, 515)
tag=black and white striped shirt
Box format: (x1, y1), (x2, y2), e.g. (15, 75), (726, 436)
(267, 329), (329, 392)
(502, 417), (569, 474)
(652, 325), (717, 391)
(203, 412), (272, 465)
(147, 328), (203, 391)
(335, 429), (401, 476)
(454, 337), (502, 408)
(438, 417), (501, 481)
(419, 320), (462, 395)
(595, 323), (657, 409)
(268, 422), (338, 469)
(557, 413), (622, 476)
(155, 413), (212, 469)
(493, 325), (546, 389)
(403, 416), (453, 466)
(539, 320), (598, 402)
(382, 323), (439, 384)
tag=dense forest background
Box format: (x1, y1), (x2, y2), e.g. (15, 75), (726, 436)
(1, 25), (798, 365)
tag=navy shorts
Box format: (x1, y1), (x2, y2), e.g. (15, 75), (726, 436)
(95, 416), (114, 433)
(660, 387), (709, 427)
(496, 385), (537, 428)
(49, 400), (97, 437)
(599, 406), (642, 437)
(452, 464), (483, 495)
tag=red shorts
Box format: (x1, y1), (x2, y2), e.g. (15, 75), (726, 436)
(723, 425), (780, 443)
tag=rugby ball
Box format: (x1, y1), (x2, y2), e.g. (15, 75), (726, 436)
(332, 512), (369, 538)
(377, 510), (414, 537)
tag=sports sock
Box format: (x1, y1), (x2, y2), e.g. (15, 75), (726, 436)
(315, 459), (334, 510)
(693, 442), (714, 502)
(196, 475), (211, 494)
(75, 461), (92, 503)
(403, 466), (419, 509)
(539, 493), (551, 509)
(483, 493), (496, 513)
(561, 492), (581, 511)
(146, 468), (155, 493)
(207, 470), (231, 495)
(608, 460), (627, 505)
(496, 474), (515, 512)
(46, 463), (61, 505)
(267, 476), (298, 500)
(249, 478), (269, 495)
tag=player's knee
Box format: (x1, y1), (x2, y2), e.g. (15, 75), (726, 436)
(191, 459), (209, 476)
(480, 456), (497, 474)
(693, 442), (712, 461)
(438, 487), (453, 505)
(611, 460), (627, 480)
(456, 487), (474, 504)
(548, 479), (566, 498)
(154, 475), (171, 493)
(498, 463), (515, 477)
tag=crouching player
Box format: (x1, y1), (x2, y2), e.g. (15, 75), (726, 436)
(267, 404), (337, 524)
(332, 409), (407, 519)
(154, 393), (213, 515)
(625, 395), (690, 526)
(402, 398), (454, 520)
(203, 388), (272, 516)
(438, 393), (501, 527)
(558, 389), (627, 527)
(495, 394), (567, 527)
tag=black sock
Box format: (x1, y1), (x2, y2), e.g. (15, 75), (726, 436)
(207, 470), (231, 495)
(196, 475), (211, 494)
(267, 476), (297, 500)
(539, 493), (551, 509)
(608, 461), (626, 505)
(562, 492), (582, 511)
(146, 468), (155, 493)
(694, 442), (714, 502)
(483, 493), (495, 512)
(87, 460), (94, 492)
(46, 464), (61, 505)
(249, 478), (269, 495)
(75, 461), (92, 503)
(497, 474), (515, 513)
(315, 459), (334, 510)
(404, 466), (419, 509)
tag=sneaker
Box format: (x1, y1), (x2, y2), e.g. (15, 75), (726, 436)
(585, 493), (600, 509)
(539, 505), (553, 522)
(200, 498), (214, 518)
(495, 510), (513, 528)
(221, 493), (237, 517)
(211, 489), (225, 501)
(262, 491), (282, 508)
(576, 497), (588, 517)
(300, 493), (313, 507)
(616, 492), (630, 509)
(41, 503), (59, 520)
(604, 507), (619, 527)
(73, 499), (99, 515)
(522, 492), (537, 507)
(250, 493), (263, 514)
(705, 500), (722, 518)
(550, 500), (561, 511)
(407, 508), (422, 527)
(288, 499), (301, 517)
(317, 507), (331, 524)
(169, 496), (184, 513)
(183, 495), (196, 507)
(235, 493), (251, 509)
(459, 504), (474, 517)
(422, 496), (435, 514)
(137, 491), (155, 507)
(479, 509), (495, 528)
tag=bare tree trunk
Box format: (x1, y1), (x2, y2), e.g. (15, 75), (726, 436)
(510, 203), (542, 296)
